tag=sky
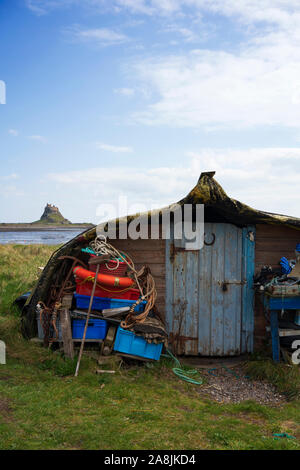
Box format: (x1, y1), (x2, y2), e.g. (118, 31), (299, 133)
(0, 0), (300, 223)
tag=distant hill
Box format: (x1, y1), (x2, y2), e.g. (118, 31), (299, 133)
(32, 203), (71, 225)
(0, 203), (95, 229)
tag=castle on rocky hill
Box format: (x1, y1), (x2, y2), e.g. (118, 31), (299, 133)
(39, 203), (71, 224)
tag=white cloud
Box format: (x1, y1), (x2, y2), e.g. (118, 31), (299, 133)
(25, 0), (49, 15)
(114, 87), (135, 96)
(25, 0), (75, 15)
(1, 173), (19, 181)
(8, 129), (18, 136)
(47, 148), (300, 219)
(25, 1), (300, 26)
(28, 135), (47, 142)
(31, 2), (294, 131)
(130, 29), (300, 129)
(96, 142), (133, 153)
(0, 175), (23, 199)
(189, 1), (300, 29)
(47, 165), (189, 219)
(64, 26), (129, 46)
(162, 24), (206, 43)
(0, 185), (24, 197)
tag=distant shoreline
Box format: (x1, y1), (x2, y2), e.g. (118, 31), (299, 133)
(0, 224), (95, 232)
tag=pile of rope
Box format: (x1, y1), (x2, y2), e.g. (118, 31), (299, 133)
(36, 300), (61, 342)
(37, 256), (86, 342)
(265, 276), (300, 287)
(89, 235), (157, 329)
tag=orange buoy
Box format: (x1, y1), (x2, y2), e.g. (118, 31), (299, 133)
(73, 266), (135, 288)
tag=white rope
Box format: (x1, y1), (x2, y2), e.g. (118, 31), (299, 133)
(88, 235), (157, 326)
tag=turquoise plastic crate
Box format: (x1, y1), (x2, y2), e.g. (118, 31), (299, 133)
(113, 327), (163, 360)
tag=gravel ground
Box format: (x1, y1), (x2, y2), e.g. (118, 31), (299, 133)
(197, 365), (285, 405)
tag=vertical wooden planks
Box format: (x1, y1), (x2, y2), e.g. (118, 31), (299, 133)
(241, 226), (256, 353)
(166, 221), (253, 356)
(172, 237), (186, 354)
(198, 223), (213, 355)
(184, 247), (199, 355)
(210, 223), (225, 355)
(223, 224), (242, 355)
(165, 238), (174, 337)
(235, 228), (243, 353)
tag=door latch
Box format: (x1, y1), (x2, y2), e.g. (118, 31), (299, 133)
(219, 280), (246, 291)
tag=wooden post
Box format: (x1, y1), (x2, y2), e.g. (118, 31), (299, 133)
(60, 295), (74, 360)
(270, 310), (280, 363)
(0, 340), (6, 364)
(75, 263), (100, 376)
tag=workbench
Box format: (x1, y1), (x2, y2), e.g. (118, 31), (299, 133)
(265, 295), (300, 362)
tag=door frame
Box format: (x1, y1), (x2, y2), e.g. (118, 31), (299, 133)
(165, 222), (255, 355)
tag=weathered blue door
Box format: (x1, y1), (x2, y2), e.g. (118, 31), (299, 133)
(165, 223), (255, 356)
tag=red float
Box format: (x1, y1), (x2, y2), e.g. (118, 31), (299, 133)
(73, 266), (135, 289)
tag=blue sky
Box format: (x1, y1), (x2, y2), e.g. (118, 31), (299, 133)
(1, 0), (300, 223)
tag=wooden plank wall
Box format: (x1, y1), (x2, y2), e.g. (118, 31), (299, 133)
(255, 224), (300, 272)
(254, 224), (300, 349)
(111, 238), (166, 317)
(111, 223), (299, 353)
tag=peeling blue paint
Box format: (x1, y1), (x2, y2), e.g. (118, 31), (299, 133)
(166, 223), (255, 356)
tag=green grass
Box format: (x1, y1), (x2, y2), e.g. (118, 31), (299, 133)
(0, 244), (299, 450)
(246, 354), (300, 400)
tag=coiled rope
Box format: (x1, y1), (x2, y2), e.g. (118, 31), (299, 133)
(89, 235), (157, 329)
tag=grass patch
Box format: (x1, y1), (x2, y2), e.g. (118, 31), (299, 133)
(246, 358), (300, 400)
(0, 244), (299, 450)
(0, 244), (59, 318)
(37, 356), (78, 377)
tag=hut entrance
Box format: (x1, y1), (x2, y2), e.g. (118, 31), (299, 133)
(165, 223), (255, 356)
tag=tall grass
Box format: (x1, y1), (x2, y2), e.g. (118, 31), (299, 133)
(246, 359), (300, 400)
(0, 244), (58, 360)
(0, 244), (58, 317)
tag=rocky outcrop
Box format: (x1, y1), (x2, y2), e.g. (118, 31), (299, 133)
(38, 204), (71, 224)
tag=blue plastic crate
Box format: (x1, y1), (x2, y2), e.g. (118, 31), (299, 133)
(73, 293), (146, 313)
(72, 318), (108, 340)
(113, 327), (163, 361)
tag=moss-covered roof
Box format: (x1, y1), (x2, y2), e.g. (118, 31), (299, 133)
(180, 172), (300, 229)
(100, 171), (300, 230)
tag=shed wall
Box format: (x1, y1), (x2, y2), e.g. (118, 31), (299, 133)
(111, 222), (299, 353)
(111, 238), (166, 316)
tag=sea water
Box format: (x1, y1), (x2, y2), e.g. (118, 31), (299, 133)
(0, 229), (84, 245)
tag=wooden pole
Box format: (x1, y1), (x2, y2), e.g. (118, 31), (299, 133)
(75, 263), (100, 376)
(60, 294), (74, 360)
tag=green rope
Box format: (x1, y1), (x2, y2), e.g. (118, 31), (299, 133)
(273, 433), (296, 440)
(162, 349), (203, 385)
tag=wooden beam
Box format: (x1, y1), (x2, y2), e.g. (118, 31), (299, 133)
(270, 310), (280, 362)
(60, 295), (74, 360)
(279, 329), (300, 337)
